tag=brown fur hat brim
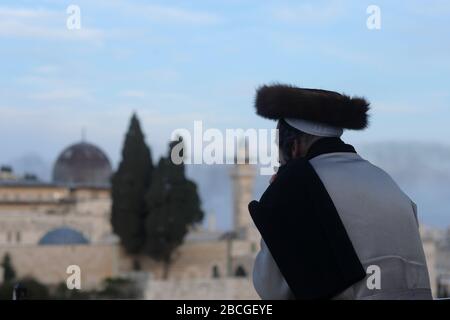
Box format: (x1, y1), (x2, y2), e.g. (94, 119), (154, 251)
(255, 84), (370, 130)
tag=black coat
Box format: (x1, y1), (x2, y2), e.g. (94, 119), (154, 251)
(249, 138), (366, 299)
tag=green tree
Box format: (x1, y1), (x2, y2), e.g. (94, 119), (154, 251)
(96, 277), (141, 299)
(52, 282), (92, 300)
(52, 277), (141, 299)
(144, 138), (203, 279)
(1, 253), (16, 283)
(17, 278), (50, 299)
(0, 277), (50, 300)
(111, 113), (153, 254)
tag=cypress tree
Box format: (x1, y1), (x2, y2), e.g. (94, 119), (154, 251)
(144, 137), (203, 278)
(111, 113), (153, 254)
(1, 253), (16, 283)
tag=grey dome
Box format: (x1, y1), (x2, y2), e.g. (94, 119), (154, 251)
(53, 142), (112, 187)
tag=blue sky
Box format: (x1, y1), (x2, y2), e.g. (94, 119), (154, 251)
(0, 0), (449, 167)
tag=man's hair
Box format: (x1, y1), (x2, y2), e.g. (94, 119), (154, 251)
(277, 119), (304, 162)
(277, 119), (318, 162)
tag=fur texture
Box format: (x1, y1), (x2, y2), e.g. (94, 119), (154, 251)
(255, 84), (370, 130)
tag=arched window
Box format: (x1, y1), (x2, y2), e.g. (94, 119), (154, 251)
(133, 259), (141, 271)
(212, 265), (220, 278)
(234, 265), (247, 277)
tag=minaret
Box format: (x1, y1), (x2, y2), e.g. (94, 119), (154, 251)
(81, 126), (86, 142)
(207, 211), (217, 232)
(230, 139), (259, 243)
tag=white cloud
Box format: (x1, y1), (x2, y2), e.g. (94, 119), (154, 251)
(85, 0), (222, 25)
(32, 88), (92, 101)
(374, 103), (423, 115)
(137, 4), (222, 25)
(0, 7), (55, 18)
(0, 101), (215, 165)
(0, 6), (103, 41)
(407, 0), (450, 16)
(13, 65), (94, 104)
(145, 68), (181, 82)
(33, 65), (60, 75)
(270, 1), (346, 25)
(119, 90), (147, 98)
(373, 101), (447, 116)
(0, 2), (221, 43)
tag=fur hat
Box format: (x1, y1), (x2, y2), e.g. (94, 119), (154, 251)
(254, 84), (370, 130)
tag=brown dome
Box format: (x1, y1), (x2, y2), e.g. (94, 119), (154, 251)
(52, 142), (112, 187)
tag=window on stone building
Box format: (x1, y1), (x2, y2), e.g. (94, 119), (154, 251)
(133, 259), (141, 271)
(234, 265), (247, 277)
(16, 231), (21, 243)
(212, 265), (220, 278)
(7, 231), (12, 243)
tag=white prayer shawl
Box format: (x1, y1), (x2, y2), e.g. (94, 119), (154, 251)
(253, 152), (432, 300)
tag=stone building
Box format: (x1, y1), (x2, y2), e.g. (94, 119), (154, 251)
(0, 139), (260, 298)
(420, 226), (450, 298)
(0, 141), (117, 289)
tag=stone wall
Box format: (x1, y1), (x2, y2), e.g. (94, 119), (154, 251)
(0, 186), (112, 246)
(0, 244), (119, 289)
(119, 239), (257, 281)
(145, 278), (259, 300)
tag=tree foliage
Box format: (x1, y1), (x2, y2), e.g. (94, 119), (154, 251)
(111, 115), (204, 273)
(111, 113), (153, 254)
(1, 253), (16, 283)
(144, 138), (203, 278)
(0, 277), (50, 300)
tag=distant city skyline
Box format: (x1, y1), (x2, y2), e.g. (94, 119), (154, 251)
(3, 139), (450, 231)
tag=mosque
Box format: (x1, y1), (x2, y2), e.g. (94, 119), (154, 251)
(0, 139), (261, 298)
(0, 141), (113, 247)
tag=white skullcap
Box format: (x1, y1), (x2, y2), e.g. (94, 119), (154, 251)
(284, 118), (343, 137)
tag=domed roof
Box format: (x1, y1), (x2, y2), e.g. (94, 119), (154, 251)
(39, 227), (89, 245)
(53, 141), (112, 187)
